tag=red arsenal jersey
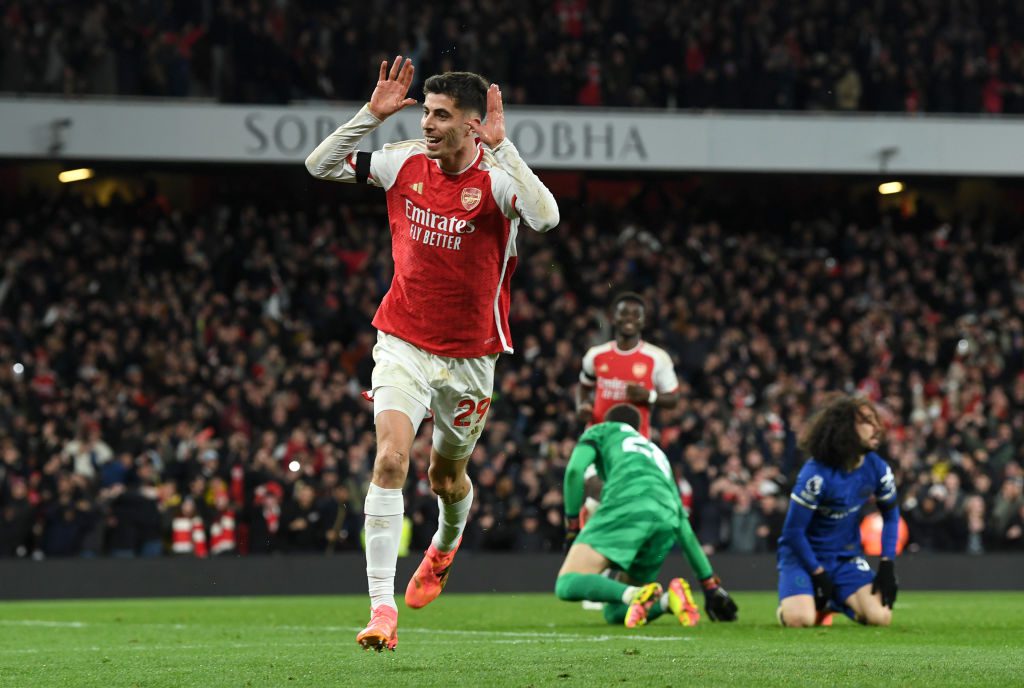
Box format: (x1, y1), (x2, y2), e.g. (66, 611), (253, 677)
(367, 141), (522, 358)
(580, 340), (679, 438)
(305, 106), (558, 359)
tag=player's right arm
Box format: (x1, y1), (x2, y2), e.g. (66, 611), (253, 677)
(779, 463), (833, 609)
(563, 427), (603, 538)
(304, 56), (417, 183)
(576, 346), (598, 424)
(779, 465), (825, 574)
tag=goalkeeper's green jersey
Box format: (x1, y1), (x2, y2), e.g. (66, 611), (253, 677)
(564, 421), (682, 520)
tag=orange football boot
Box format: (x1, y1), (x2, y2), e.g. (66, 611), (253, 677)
(405, 540), (461, 609)
(356, 605), (398, 652)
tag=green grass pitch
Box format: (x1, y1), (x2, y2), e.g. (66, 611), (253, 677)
(1, 592), (1022, 687)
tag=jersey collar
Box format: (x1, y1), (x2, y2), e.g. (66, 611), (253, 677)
(434, 144), (483, 177)
(613, 339), (643, 355)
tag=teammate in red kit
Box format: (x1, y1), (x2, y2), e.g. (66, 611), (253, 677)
(306, 57), (559, 651)
(575, 293), (681, 530)
(577, 292), (680, 438)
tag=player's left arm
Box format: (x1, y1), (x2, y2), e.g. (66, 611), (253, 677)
(472, 84), (560, 233)
(676, 512), (739, 621)
(627, 348), (681, 408)
(872, 457), (901, 607)
(576, 347), (598, 424)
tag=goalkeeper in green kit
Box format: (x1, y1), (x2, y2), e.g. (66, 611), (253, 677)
(555, 404), (739, 627)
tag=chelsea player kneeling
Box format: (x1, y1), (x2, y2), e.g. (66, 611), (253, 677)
(777, 395), (900, 627)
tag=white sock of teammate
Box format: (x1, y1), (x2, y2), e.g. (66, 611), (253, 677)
(431, 482), (473, 552)
(621, 586), (640, 605)
(364, 482), (405, 611)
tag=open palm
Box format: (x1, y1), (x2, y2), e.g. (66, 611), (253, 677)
(468, 84), (506, 148)
(368, 56), (416, 120)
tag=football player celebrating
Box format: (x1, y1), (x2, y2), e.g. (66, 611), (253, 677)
(556, 404), (739, 627)
(577, 292), (680, 438)
(777, 394), (900, 627)
(306, 57), (559, 651)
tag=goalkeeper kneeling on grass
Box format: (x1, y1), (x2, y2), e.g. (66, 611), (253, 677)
(555, 404), (738, 627)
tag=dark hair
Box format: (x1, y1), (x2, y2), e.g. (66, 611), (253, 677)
(605, 403), (642, 431)
(798, 394), (879, 471)
(423, 72), (488, 116)
(612, 291), (645, 312)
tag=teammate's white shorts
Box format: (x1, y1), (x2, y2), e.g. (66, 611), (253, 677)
(371, 331), (498, 460)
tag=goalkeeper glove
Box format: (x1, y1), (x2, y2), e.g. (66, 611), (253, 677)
(872, 559), (898, 608)
(811, 569), (834, 612)
(563, 515), (581, 552)
(701, 575), (739, 621)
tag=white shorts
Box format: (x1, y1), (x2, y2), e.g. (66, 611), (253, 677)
(371, 332), (498, 459)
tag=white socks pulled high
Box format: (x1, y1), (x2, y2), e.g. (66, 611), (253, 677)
(364, 482), (405, 610)
(431, 482), (473, 553)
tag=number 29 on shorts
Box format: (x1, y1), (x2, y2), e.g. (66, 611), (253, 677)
(453, 397), (492, 427)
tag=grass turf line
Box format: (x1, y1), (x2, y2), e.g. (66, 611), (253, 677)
(0, 592), (1022, 687)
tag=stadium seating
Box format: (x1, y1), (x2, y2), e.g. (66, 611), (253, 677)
(2, 1), (1023, 112)
(1, 185), (1022, 557)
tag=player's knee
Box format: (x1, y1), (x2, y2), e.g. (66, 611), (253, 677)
(780, 609), (817, 628)
(373, 444), (407, 485)
(554, 574), (575, 601)
(862, 606), (892, 627)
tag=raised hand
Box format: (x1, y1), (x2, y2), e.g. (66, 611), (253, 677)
(368, 55), (417, 120)
(468, 83), (506, 148)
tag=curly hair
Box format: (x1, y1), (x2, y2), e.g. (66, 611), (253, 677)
(798, 395), (880, 471)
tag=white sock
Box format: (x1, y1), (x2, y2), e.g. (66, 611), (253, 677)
(659, 594), (671, 612)
(621, 586), (640, 605)
(364, 483), (405, 611)
(431, 482), (473, 553)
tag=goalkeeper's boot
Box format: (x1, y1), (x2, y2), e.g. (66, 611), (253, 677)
(667, 577), (700, 626)
(624, 582), (663, 629)
(356, 605), (398, 652)
(814, 610), (834, 626)
(405, 539), (461, 609)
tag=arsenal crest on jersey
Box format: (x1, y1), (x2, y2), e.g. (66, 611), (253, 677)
(461, 187), (482, 211)
(632, 362), (648, 378)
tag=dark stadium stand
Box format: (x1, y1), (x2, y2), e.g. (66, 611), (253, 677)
(1, 174), (1022, 559)
(2, 0), (1023, 112)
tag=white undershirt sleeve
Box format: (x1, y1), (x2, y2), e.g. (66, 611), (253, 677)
(487, 139), (560, 233)
(580, 347), (598, 385)
(652, 347), (680, 394)
(304, 104), (381, 183)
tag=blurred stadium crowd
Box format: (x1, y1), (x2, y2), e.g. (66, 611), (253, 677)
(1, 183), (1023, 560)
(3, 0), (1024, 113)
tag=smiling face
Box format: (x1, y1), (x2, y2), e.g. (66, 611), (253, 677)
(421, 93), (479, 162)
(613, 299), (645, 339)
